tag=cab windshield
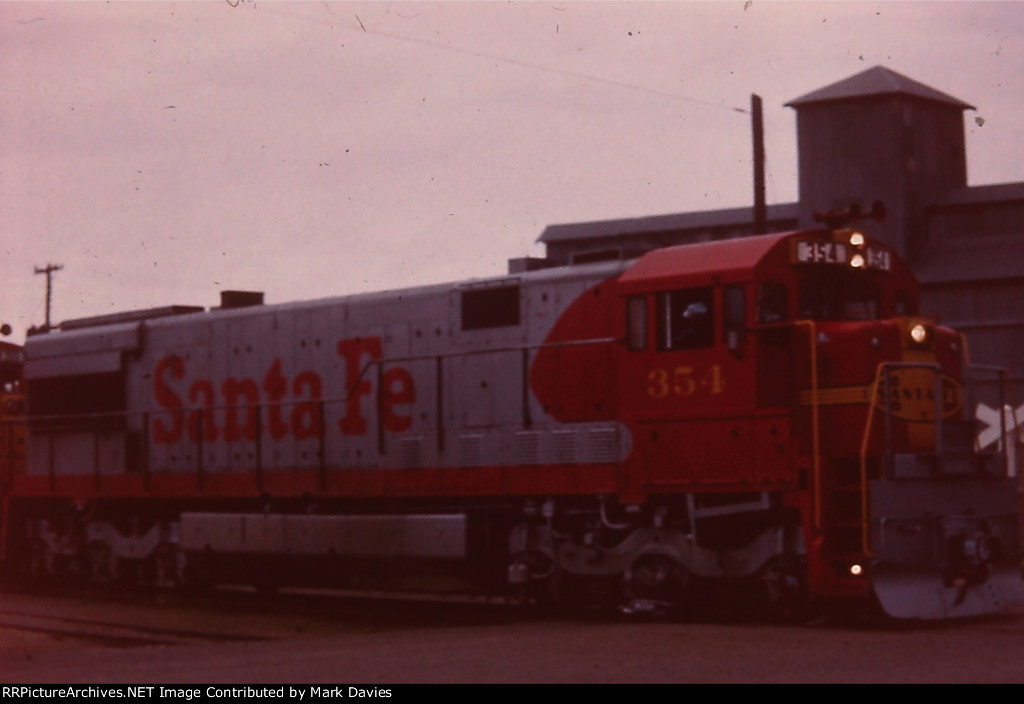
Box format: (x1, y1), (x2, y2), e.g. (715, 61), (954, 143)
(798, 271), (882, 321)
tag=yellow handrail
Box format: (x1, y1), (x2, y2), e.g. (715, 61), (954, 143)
(858, 363), (889, 557)
(791, 321), (822, 529)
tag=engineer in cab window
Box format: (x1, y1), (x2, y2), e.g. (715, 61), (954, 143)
(660, 288), (713, 350)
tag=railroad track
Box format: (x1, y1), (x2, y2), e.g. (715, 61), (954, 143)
(0, 574), (823, 656)
(0, 579), (535, 654)
(0, 608), (263, 649)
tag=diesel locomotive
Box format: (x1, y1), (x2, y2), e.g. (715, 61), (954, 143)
(2, 225), (1021, 619)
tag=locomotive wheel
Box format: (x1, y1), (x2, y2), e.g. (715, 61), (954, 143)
(150, 544), (182, 588)
(86, 540), (117, 584)
(571, 574), (622, 612)
(509, 551), (558, 605)
(27, 537), (53, 578)
(760, 556), (813, 622)
(623, 554), (688, 614)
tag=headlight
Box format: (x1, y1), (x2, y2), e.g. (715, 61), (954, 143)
(909, 323), (929, 345)
(849, 231), (865, 247)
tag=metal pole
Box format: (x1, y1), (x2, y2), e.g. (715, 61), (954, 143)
(34, 263), (63, 330)
(521, 348), (532, 429)
(197, 408), (205, 491)
(752, 94), (767, 234)
(318, 399), (327, 492)
(436, 356), (445, 455)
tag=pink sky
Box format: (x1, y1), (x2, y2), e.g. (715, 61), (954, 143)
(3, 1), (1022, 341)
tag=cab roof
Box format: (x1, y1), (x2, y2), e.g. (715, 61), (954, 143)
(617, 231), (798, 292)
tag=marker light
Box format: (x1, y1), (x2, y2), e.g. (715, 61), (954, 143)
(909, 323), (929, 345)
(849, 231), (866, 247)
(850, 254), (866, 268)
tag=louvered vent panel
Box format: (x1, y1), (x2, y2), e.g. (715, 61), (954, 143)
(587, 427), (619, 463)
(552, 430), (577, 464)
(516, 431), (542, 465)
(459, 434), (484, 468)
(398, 436), (423, 469)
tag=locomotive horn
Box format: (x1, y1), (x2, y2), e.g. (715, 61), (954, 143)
(813, 200), (887, 229)
(869, 200), (887, 222)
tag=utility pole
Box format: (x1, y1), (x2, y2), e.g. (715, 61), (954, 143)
(751, 93), (767, 235)
(34, 263), (63, 331)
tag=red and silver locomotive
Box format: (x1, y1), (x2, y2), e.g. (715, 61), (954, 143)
(3, 226), (1022, 619)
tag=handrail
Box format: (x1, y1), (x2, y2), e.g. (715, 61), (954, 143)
(856, 361), (1013, 556)
(749, 319), (821, 528)
(790, 321), (822, 530)
(858, 363), (887, 558)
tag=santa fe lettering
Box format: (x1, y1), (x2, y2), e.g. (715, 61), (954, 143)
(151, 336), (415, 444)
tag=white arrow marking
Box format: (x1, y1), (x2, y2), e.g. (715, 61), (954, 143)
(975, 404), (1020, 450)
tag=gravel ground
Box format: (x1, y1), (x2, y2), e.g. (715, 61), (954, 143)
(3, 588), (1024, 683)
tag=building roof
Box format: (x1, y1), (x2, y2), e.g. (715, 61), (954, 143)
(915, 231), (1024, 285)
(786, 66), (975, 110)
(538, 202), (799, 244)
(931, 182), (1024, 209)
(915, 182), (1024, 284)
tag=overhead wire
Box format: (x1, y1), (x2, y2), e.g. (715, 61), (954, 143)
(242, 2), (774, 199)
(247, 2), (751, 115)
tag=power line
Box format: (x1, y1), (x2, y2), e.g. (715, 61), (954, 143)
(249, 3), (750, 115)
(366, 24), (750, 115)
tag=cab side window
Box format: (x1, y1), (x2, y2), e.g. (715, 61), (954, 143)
(757, 282), (788, 324)
(626, 296), (647, 351)
(723, 285), (746, 350)
(658, 287), (713, 351)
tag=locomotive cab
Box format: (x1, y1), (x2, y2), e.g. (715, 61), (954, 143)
(610, 227), (1023, 618)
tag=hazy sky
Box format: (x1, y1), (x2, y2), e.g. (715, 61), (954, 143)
(3, 0), (1022, 341)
